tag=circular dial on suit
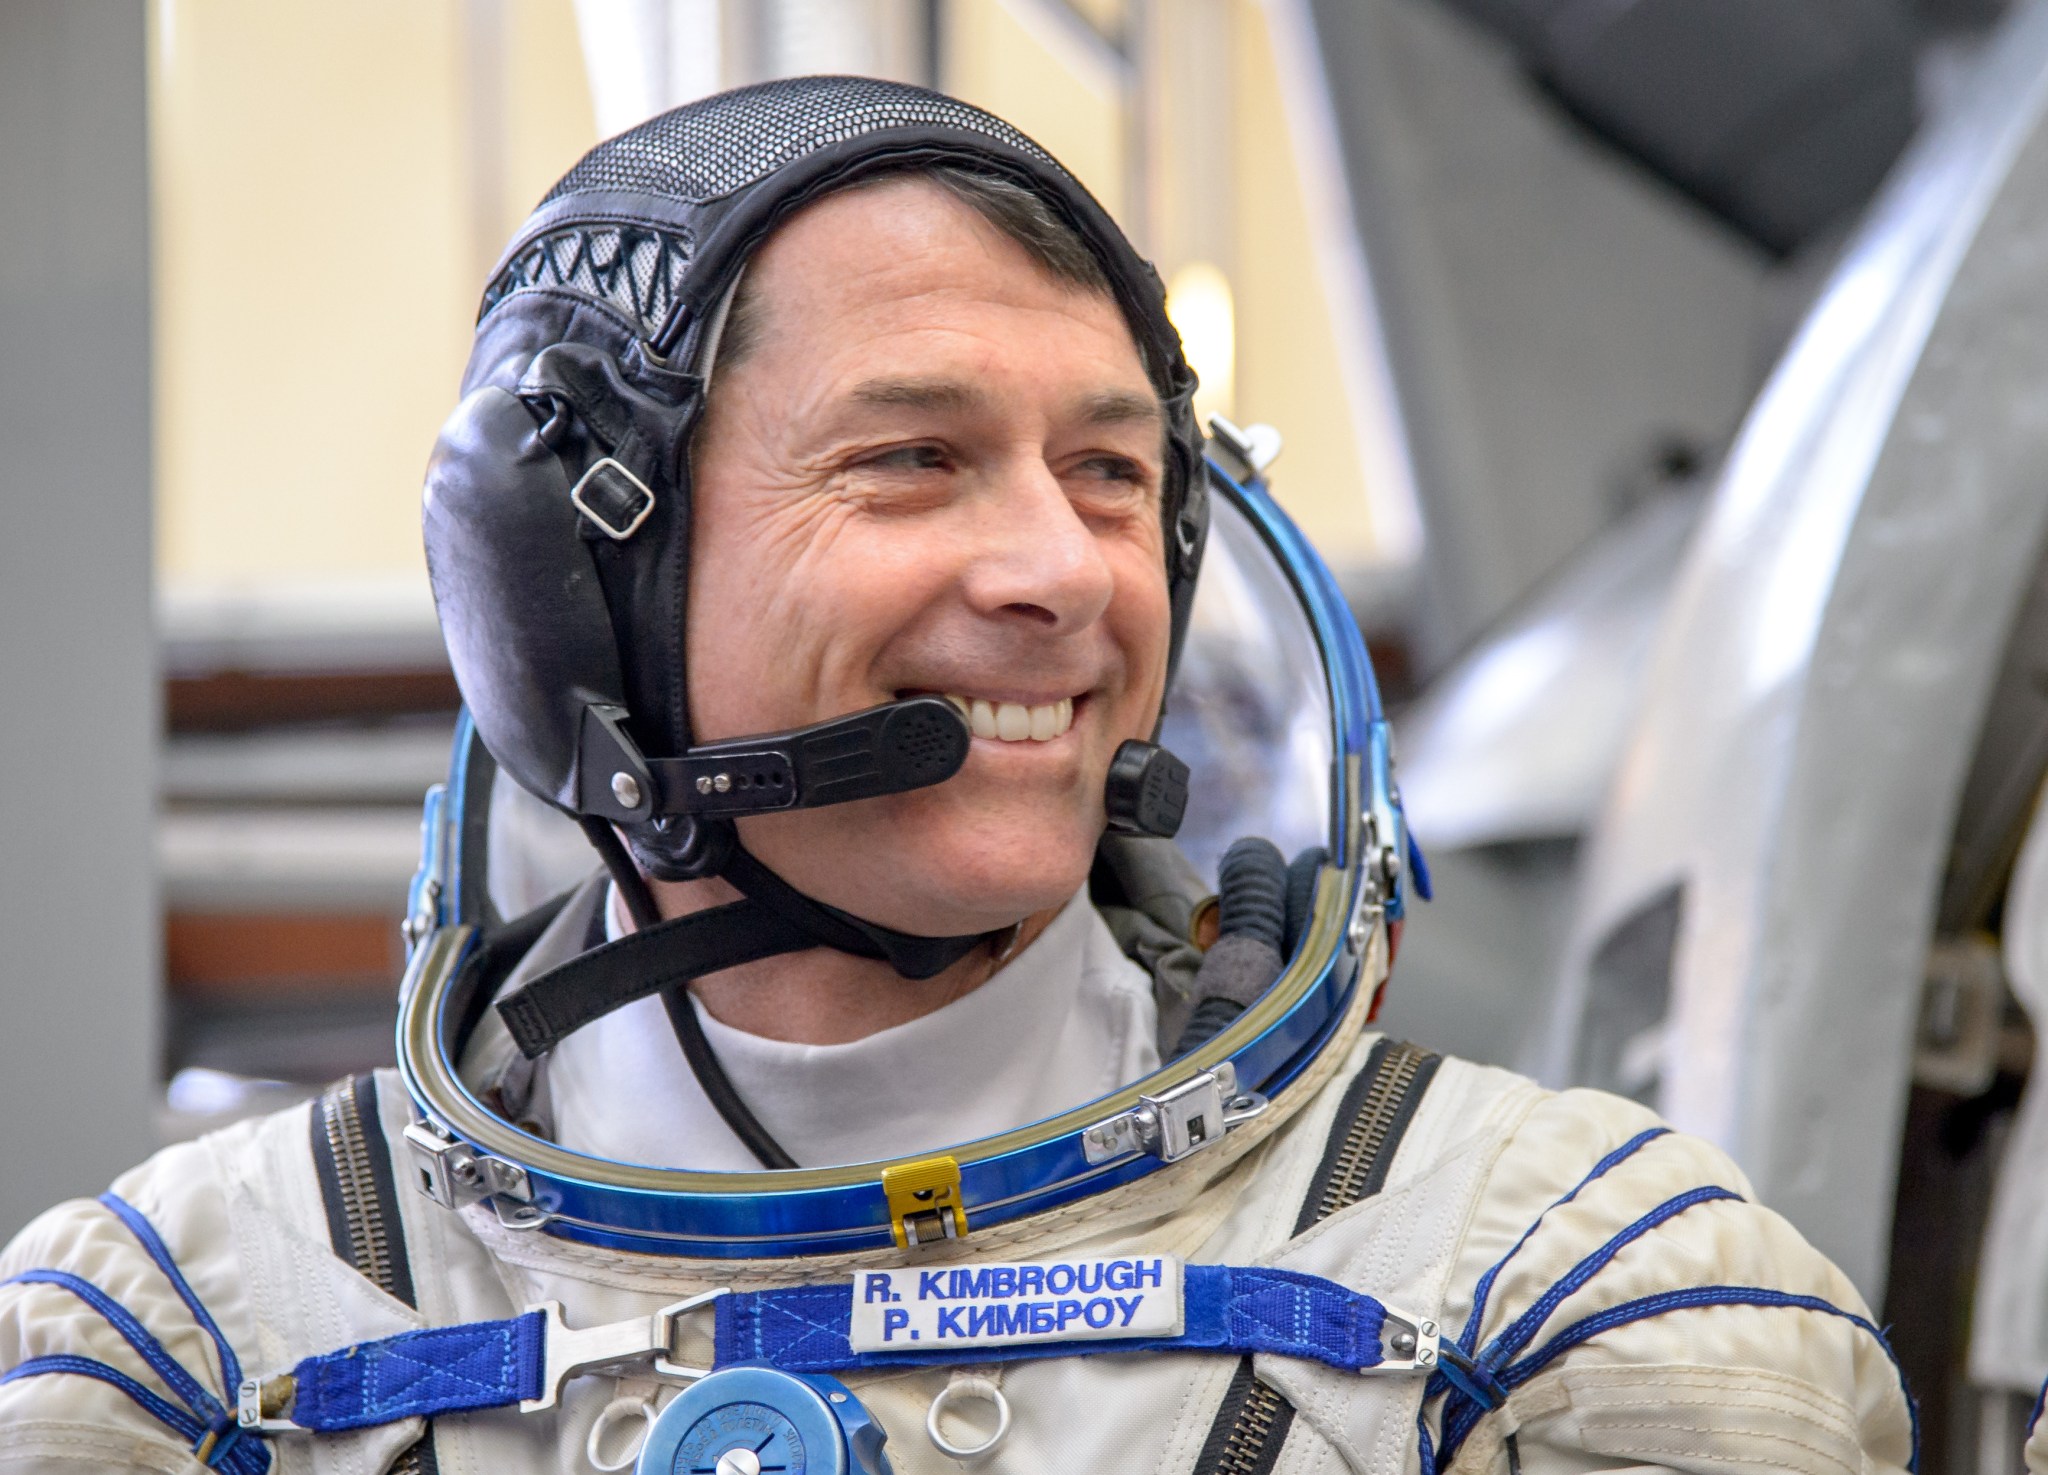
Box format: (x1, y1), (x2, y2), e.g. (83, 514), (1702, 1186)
(662, 1399), (808, 1475)
(638, 1366), (877, 1475)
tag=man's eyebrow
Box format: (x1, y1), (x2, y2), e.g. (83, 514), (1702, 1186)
(1078, 389), (1165, 428)
(848, 377), (987, 413)
(844, 378), (1164, 430)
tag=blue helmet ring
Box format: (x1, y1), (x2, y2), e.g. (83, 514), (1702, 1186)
(395, 454), (1413, 1259)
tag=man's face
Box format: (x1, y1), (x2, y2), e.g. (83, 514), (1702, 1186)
(686, 176), (1172, 937)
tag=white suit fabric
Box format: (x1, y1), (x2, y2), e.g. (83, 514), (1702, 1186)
(0, 889), (1915, 1475)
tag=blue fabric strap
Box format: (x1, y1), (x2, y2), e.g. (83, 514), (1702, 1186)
(1414, 1142), (1921, 1475)
(1454, 1126), (1669, 1366)
(0, 1330), (266, 1475)
(288, 1310), (547, 1432)
(276, 1265), (1394, 1432)
(0, 1265), (265, 1472)
(0, 1194), (272, 1472)
(0, 1353), (208, 1444)
(716, 1264), (1389, 1375)
(4, 1267), (226, 1421)
(1474, 1183), (1742, 1377)
(1432, 1181), (1745, 1467)
(97, 1192), (246, 1397)
(1433, 1285), (1918, 1472)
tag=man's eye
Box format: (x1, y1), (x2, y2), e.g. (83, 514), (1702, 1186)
(1074, 455), (1150, 487)
(865, 444), (950, 473)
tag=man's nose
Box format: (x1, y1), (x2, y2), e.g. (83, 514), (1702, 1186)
(962, 457), (1117, 633)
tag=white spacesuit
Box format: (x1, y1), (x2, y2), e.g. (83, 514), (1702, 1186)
(0, 78), (1913, 1475)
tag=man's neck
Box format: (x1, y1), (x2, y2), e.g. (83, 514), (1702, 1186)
(641, 873), (1062, 1046)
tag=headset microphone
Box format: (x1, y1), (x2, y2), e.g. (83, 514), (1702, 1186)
(575, 695), (971, 824)
(576, 694), (1188, 839)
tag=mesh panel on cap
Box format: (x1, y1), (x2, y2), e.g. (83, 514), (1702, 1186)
(479, 223), (692, 334)
(543, 75), (1058, 207)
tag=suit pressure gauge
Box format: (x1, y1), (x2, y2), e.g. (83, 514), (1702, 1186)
(637, 1365), (893, 1475)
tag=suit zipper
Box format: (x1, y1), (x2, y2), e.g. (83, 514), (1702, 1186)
(1199, 1039), (1440, 1475)
(321, 1076), (398, 1295)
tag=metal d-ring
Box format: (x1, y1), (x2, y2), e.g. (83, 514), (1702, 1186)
(926, 1375), (1011, 1460)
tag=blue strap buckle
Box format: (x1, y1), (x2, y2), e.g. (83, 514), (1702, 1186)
(522, 1288), (726, 1412)
(236, 1288), (727, 1433)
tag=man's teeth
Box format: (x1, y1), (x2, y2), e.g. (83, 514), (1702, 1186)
(941, 694), (1075, 743)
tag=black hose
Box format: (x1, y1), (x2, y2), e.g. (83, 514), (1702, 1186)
(1218, 838), (1288, 951)
(577, 818), (800, 1170)
(1170, 837), (1291, 1057)
(1283, 846), (1329, 957)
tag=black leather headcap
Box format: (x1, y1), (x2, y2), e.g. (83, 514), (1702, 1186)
(423, 76), (1208, 873)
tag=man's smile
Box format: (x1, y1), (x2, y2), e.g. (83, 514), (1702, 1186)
(895, 690), (1082, 743)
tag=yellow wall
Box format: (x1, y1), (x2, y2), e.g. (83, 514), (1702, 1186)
(943, 0), (1127, 224)
(1227, 0), (1380, 571)
(153, 0), (1391, 591)
(151, 0), (594, 591)
(943, 0), (1386, 572)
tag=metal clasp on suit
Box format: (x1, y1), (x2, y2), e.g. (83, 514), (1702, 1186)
(1350, 804), (1403, 955)
(521, 1289), (728, 1412)
(1376, 1308), (1441, 1373)
(236, 1373), (300, 1433)
(403, 1120), (533, 1212)
(1081, 1062), (1269, 1165)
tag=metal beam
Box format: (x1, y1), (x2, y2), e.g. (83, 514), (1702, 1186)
(0, 0), (159, 1236)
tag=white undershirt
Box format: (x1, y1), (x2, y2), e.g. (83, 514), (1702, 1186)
(543, 887), (1162, 1171)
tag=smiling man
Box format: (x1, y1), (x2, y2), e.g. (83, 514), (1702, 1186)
(0, 79), (1917, 1475)
(542, 167), (1181, 1171)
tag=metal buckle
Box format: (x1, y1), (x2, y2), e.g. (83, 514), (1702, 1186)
(1373, 1308), (1442, 1374)
(1081, 1063), (1269, 1165)
(236, 1373), (299, 1433)
(882, 1157), (967, 1249)
(1206, 415), (1284, 477)
(401, 878), (441, 949)
(569, 457), (656, 541)
(1351, 803), (1403, 954)
(403, 1120), (533, 1210)
(521, 1289), (727, 1413)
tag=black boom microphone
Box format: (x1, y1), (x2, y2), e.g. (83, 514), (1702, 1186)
(578, 695), (972, 824)
(577, 692), (1189, 839)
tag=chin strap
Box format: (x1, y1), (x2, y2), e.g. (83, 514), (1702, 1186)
(495, 820), (995, 1169)
(494, 737), (1189, 1170)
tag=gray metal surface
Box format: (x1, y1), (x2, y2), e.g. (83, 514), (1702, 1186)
(1298, 0), (1773, 670)
(1439, 0), (1917, 254)
(0, 3), (159, 1237)
(1972, 785), (2048, 1397)
(160, 579), (445, 676)
(1396, 489), (1702, 851)
(1542, 0), (2048, 1300)
(157, 808), (428, 914)
(1382, 489), (1702, 1070)
(1374, 839), (1579, 1069)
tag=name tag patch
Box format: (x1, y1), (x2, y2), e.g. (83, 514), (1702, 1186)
(847, 1256), (1183, 1352)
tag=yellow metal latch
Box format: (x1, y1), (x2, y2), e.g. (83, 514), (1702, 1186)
(883, 1156), (967, 1249)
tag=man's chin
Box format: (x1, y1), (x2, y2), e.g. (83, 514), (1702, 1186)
(741, 800), (1100, 933)
(785, 851), (1090, 938)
